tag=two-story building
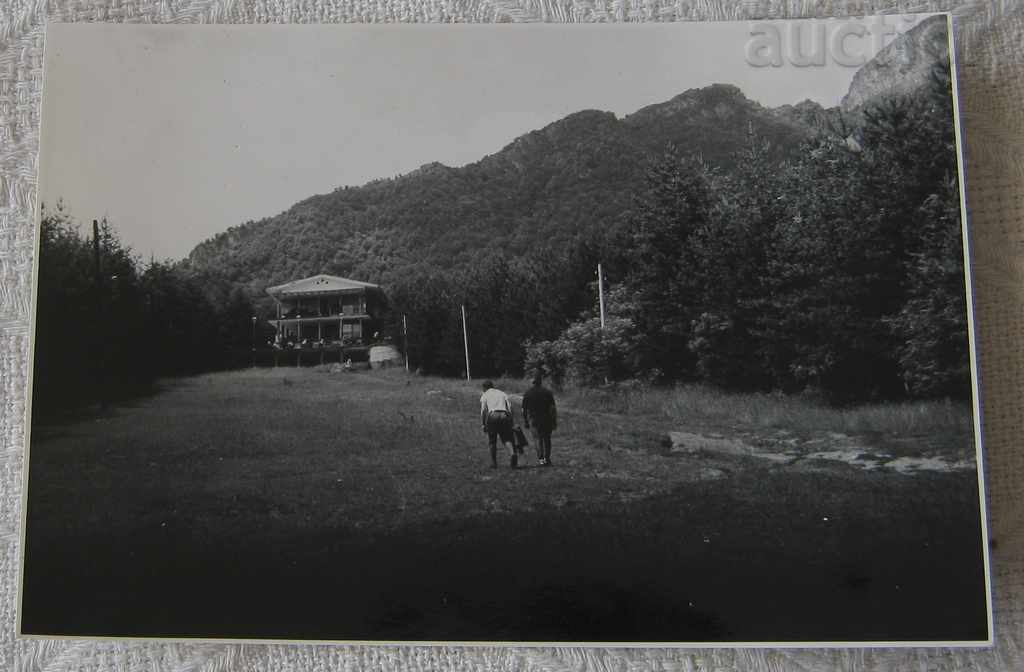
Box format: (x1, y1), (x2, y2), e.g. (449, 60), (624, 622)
(266, 274), (384, 346)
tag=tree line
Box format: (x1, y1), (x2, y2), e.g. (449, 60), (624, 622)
(32, 204), (263, 419)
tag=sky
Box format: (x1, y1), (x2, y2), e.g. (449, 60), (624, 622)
(38, 18), (932, 261)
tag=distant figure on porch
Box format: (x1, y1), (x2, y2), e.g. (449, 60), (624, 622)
(522, 374), (557, 466)
(480, 380), (517, 469)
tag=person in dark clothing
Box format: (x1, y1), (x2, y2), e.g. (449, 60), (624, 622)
(522, 374), (557, 466)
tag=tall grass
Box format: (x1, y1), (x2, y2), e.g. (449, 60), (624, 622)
(557, 382), (972, 439)
(282, 366), (972, 443)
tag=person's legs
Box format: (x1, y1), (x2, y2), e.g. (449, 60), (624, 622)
(532, 426), (547, 464)
(542, 432), (552, 464)
(487, 432), (498, 467)
(498, 417), (516, 467)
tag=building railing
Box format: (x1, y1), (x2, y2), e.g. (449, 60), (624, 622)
(277, 307), (367, 319)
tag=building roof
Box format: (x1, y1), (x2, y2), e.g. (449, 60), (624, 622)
(266, 274), (379, 299)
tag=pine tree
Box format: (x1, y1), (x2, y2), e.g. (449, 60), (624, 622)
(623, 145), (716, 379)
(687, 131), (785, 390)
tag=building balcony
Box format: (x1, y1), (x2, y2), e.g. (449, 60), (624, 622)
(271, 313), (370, 324)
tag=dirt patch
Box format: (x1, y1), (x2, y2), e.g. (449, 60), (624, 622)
(667, 431), (797, 464)
(802, 449), (888, 470)
(667, 430), (975, 474)
(884, 456), (976, 474)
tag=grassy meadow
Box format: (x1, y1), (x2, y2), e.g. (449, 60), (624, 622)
(21, 367), (988, 642)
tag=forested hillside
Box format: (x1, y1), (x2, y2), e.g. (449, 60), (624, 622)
(183, 83), (813, 300)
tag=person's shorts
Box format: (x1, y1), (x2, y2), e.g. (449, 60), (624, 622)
(486, 411), (514, 444)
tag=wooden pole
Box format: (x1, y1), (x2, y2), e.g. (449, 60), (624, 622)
(92, 220), (101, 292)
(461, 304), (471, 381)
(597, 263), (606, 330)
(403, 313), (409, 372)
(92, 220), (107, 410)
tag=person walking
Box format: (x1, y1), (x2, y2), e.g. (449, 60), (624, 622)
(480, 380), (517, 468)
(522, 374), (557, 466)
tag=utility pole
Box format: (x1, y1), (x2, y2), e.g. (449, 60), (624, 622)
(403, 314), (409, 372)
(461, 304), (471, 381)
(251, 316), (257, 368)
(93, 220), (107, 411)
(92, 220), (102, 293)
(597, 262), (606, 330)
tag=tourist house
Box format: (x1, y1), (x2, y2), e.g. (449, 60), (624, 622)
(266, 274), (384, 346)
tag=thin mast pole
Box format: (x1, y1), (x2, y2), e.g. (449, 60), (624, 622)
(93, 220), (106, 410)
(403, 313), (409, 372)
(461, 304), (471, 381)
(597, 263), (606, 330)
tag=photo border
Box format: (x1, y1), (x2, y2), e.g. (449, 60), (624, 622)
(16, 12), (994, 648)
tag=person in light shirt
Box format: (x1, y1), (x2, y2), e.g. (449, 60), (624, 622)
(480, 380), (517, 469)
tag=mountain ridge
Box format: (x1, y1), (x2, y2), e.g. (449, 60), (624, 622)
(184, 83), (812, 295)
(183, 17), (947, 305)
(841, 14), (950, 113)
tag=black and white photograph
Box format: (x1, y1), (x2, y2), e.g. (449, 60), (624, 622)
(20, 16), (991, 644)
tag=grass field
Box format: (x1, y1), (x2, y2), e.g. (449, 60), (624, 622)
(21, 367), (989, 642)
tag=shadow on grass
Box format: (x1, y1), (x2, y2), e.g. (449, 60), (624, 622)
(21, 468), (988, 643)
(29, 376), (189, 431)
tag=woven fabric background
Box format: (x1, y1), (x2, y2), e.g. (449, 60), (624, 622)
(1, 1), (1022, 670)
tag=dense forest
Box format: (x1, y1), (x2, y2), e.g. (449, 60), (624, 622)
(32, 17), (968, 412)
(31, 205), (267, 417)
